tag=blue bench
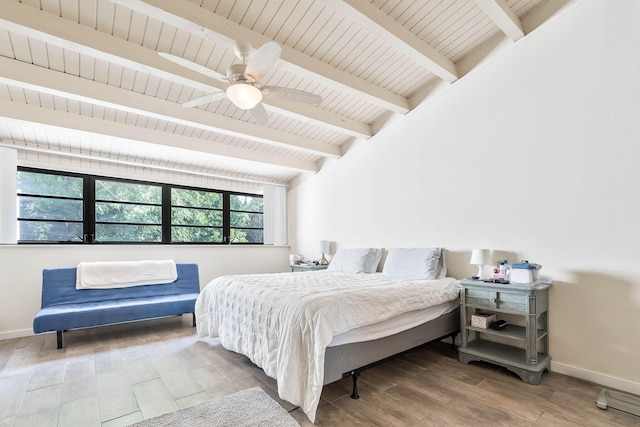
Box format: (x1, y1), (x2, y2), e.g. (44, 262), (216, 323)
(33, 263), (200, 349)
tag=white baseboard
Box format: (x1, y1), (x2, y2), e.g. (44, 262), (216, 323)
(551, 361), (640, 396)
(0, 329), (35, 341)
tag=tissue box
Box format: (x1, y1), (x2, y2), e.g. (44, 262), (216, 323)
(509, 263), (541, 284)
(471, 313), (496, 329)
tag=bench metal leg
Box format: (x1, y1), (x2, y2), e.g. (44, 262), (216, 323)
(57, 331), (63, 349)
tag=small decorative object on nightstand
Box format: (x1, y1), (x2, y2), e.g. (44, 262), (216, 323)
(290, 263), (328, 272)
(458, 278), (552, 384)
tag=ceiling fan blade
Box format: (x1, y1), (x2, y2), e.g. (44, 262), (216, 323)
(262, 87), (323, 105)
(245, 42), (281, 83)
(158, 52), (227, 82)
(250, 102), (268, 125)
(182, 92), (226, 108)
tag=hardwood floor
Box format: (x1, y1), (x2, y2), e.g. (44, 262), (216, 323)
(0, 317), (637, 426)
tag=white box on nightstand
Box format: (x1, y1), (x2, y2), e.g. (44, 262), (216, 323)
(471, 313), (496, 329)
(509, 263), (541, 284)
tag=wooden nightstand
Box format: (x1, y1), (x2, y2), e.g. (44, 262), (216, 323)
(458, 278), (552, 384)
(290, 264), (328, 272)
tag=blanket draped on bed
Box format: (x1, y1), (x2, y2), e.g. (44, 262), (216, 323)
(195, 272), (459, 422)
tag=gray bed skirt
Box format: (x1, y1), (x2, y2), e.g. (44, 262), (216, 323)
(323, 308), (460, 384)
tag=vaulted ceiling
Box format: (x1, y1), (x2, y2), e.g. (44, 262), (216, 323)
(0, 0), (558, 187)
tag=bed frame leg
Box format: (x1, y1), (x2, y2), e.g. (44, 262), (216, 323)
(56, 331), (63, 349)
(192, 313), (196, 328)
(449, 332), (458, 345)
(351, 371), (360, 399)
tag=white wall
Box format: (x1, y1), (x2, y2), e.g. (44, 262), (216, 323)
(289, 0), (640, 395)
(0, 244), (290, 339)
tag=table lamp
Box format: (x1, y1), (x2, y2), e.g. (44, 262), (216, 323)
(470, 248), (491, 278)
(318, 240), (330, 265)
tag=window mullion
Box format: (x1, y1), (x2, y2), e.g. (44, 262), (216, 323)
(84, 176), (95, 243)
(223, 192), (230, 244)
(162, 185), (171, 244)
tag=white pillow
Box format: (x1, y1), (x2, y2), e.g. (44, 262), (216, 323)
(382, 247), (444, 280)
(326, 248), (382, 274)
(436, 250), (447, 278)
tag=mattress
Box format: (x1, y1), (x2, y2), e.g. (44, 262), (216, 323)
(328, 299), (459, 347)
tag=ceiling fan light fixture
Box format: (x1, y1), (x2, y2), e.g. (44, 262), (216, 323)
(226, 83), (262, 110)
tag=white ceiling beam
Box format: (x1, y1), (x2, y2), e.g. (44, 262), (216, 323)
(474, 0), (525, 41)
(0, 56), (341, 159)
(0, 1), (223, 94)
(111, 0), (409, 115)
(320, 0), (459, 83)
(0, 0), (370, 138)
(263, 101), (371, 139)
(0, 142), (289, 187)
(0, 99), (318, 173)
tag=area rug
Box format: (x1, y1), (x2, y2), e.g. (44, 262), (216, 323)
(129, 387), (300, 427)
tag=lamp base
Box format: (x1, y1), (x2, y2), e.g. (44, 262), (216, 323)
(319, 254), (328, 265)
(476, 265), (484, 279)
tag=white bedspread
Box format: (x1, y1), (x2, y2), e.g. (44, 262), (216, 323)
(195, 271), (459, 422)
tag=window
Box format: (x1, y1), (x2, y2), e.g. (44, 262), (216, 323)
(17, 170), (84, 242)
(230, 194), (264, 244)
(171, 188), (223, 243)
(16, 168), (263, 244)
(95, 179), (163, 243)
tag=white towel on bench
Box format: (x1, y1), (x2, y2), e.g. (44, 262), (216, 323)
(76, 260), (178, 289)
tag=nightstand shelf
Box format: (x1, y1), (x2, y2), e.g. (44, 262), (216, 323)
(466, 324), (548, 342)
(458, 279), (552, 385)
(460, 341), (551, 384)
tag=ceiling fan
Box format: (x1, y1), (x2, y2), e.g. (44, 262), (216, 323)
(159, 41), (323, 125)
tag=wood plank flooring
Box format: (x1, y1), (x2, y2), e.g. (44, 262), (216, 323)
(0, 316), (637, 426)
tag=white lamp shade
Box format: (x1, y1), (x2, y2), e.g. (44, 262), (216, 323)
(470, 248), (491, 266)
(318, 240), (330, 253)
(226, 83), (262, 109)
(470, 248), (491, 278)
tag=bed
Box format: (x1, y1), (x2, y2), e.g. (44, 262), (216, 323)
(195, 247), (460, 422)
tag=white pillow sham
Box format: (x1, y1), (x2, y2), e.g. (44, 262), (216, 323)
(436, 249), (447, 278)
(382, 247), (445, 280)
(326, 248), (382, 274)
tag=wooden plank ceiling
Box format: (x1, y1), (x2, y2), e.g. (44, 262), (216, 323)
(0, 0), (547, 186)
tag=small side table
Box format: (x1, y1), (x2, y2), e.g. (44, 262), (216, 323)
(458, 278), (551, 384)
(290, 264), (328, 272)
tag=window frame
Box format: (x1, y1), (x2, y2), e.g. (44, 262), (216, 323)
(93, 176), (164, 243)
(16, 167), (263, 245)
(228, 193), (265, 244)
(169, 185), (225, 244)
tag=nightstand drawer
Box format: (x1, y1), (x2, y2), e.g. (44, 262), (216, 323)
(465, 289), (528, 314)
